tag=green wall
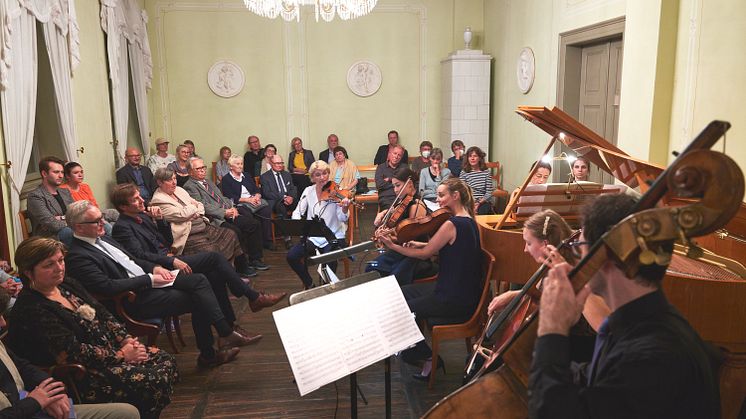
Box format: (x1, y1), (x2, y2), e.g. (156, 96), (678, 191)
(145, 0), (484, 165)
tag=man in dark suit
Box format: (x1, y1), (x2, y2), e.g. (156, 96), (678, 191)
(64, 201), (257, 368)
(318, 133), (341, 164)
(110, 184), (284, 310)
(26, 156), (74, 242)
(259, 155), (298, 249)
(115, 147), (156, 203)
(183, 158), (268, 270)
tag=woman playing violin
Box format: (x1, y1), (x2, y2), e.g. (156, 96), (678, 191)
(486, 209), (597, 362)
(286, 160), (351, 290)
(378, 178), (482, 381)
(367, 168), (428, 286)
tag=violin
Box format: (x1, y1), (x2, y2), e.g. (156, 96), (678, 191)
(320, 181), (363, 209)
(371, 193), (413, 243)
(389, 207), (452, 244)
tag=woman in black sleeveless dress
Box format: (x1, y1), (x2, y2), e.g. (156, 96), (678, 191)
(378, 177), (482, 380)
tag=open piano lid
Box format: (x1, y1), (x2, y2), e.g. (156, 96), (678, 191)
(516, 106), (664, 189)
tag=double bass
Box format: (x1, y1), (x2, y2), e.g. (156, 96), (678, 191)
(425, 110), (746, 418)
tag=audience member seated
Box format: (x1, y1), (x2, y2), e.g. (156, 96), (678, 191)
(318, 133), (340, 163)
(287, 137), (314, 191)
(61, 162), (118, 228)
(7, 237), (177, 418)
(27, 156), (74, 243)
(378, 178), (482, 380)
(447, 139), (465, 178)
(215, 146), (232, 185)
(259, 144), (277, 175)
(572, 155), (591, 182)
(116, 147), (156, 204)
(184, 158), (269, 271)
(146, 137), (176, 173)
(150, 168), (258, 277)
(221, 155), (274, 248)
(328, 146), (360, 192)
(510, 160), (553, 203)
(367, 168), (428, 286)
(374, 130), (409, 166)
(418, 148), (451, 202)
(166, 145), (191, 187)
(63, 202), (254, 368)
(286, 161), (351, 290)
(486, 209), (596, 362)
(183, 139), (199, 159)
(243, 135), (264, 178)
(0, 264), (21, 310)
(0, 290), (140, 419)
(375, 145), (407, 210)
(259, 155), (298, 250)
(410, 140), (433, 174)
(110, 184), (285, 317)
(459, 146), (495, 215)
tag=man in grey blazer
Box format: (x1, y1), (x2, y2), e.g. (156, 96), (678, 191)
(259, 155), (298, 249)
(26, 156), (74, 243)
(183, 158), (268, 271)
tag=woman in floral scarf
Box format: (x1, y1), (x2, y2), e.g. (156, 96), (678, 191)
(6, 237), (178, 419)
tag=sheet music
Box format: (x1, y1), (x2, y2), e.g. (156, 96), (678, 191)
(423, 199), (441, 212)
(273, 276), (424, 396)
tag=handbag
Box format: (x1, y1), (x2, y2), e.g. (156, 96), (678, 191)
(356, 177), (370, 194)
(239, 198), (269, 213)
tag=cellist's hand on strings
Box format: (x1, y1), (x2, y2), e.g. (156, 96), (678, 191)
(487, 290), (519, 316)
(538, 262), (591, 337)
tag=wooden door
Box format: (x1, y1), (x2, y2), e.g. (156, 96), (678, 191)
(578, 38), (623, 184)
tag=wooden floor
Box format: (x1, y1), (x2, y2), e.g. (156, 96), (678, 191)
(159, 208), (471, 419)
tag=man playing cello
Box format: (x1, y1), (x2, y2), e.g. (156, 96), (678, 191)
(530, 193), (720, 418)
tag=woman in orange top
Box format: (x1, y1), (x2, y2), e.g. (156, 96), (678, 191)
(61, 162), (118, 229)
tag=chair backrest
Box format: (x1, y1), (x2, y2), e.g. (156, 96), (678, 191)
(455, 249), (496, 330)
(357, 165), (378, 190)
(18, 210), (31, 240)
(211, 161), (217, 183)
(485, 161), (502, 190)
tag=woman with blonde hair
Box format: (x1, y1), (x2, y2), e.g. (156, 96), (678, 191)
(286, 160), (351, 289)
(379, 177), (482, 380)
(7, 237), (177, 418)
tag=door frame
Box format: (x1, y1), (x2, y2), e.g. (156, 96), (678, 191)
(555, 17), (625, 183)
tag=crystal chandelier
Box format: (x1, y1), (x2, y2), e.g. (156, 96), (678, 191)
(243, 0), (377, 22)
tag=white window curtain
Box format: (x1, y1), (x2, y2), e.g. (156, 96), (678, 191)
(101, 0), (152, 164)
(0, 0), (80, 244)
(0, 2), (39, 245)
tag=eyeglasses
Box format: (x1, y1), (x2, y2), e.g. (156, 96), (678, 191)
(126, 154), (141, 158)
(568, 241), (591, 258)
(193, 166), (207, 171)
(272, 161), (285, 165)
(78, 217), (104, 225)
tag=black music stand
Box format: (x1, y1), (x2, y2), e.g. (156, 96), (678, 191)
(272, 218), (340, 285)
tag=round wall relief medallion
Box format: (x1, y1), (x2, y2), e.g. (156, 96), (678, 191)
(346, 60), (382, 97)
(207, 60), (245, 98)
(516, 47), (535, 94)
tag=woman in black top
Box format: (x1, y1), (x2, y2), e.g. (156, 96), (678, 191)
(367, 168), (428, 286)
(379, 177), (482, 380)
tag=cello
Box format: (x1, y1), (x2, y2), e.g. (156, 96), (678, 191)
(423, 120), (743, 418)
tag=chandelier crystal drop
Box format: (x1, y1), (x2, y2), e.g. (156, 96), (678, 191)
(243, 0), (377, 22)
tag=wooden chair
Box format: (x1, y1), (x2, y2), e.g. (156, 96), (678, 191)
(211, 161), (218, 183)
(426, 249), (495, 388)
(485, 161), (509, 212)
(94, 291), (185, 353)
(18, 210), (31, 240)
(1, 323), (87, 403)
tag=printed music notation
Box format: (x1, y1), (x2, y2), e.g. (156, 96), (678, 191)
(273, 276), (424, 396)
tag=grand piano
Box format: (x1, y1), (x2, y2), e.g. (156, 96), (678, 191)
(477, 106), (746, 417)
